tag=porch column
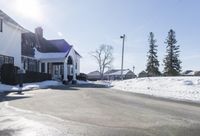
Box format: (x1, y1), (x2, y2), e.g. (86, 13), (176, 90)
(63, 62), (68, 81)
(73, 64), (76, 80)
(45, 62), (48, 73)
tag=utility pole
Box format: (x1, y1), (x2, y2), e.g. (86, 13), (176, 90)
(120, 34), (125, 80)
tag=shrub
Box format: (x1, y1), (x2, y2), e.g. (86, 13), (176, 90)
(76, 73), (87, 81)
(0, 64), (19, 85)
(23, 71), (52, 83)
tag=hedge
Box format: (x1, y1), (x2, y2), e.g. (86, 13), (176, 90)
(0, 64), (19, 85)
(76, 73), (87, 81)
(0, 64), (52, 85)
(23, 71), (52, 83)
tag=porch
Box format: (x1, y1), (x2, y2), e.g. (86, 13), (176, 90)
(39, 56), (77, 82)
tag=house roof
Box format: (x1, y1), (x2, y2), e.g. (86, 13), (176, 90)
(22, 32), (81, 58)
(87, 71), (101, 76)
(182, 70), (195, 76)
(34, 48), (70, 60)
(0, 10), (27, 32)
(48, 39), (72, 52)
(104, 69), (133, 76)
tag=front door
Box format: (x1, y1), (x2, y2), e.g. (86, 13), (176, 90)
(52, 64), (64, 80)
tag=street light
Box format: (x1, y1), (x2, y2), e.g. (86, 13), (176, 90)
(120, 34), (125, 80)
(133, 65), (135, 73)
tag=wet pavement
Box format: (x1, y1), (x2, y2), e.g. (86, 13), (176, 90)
(1, 85), (200, 136)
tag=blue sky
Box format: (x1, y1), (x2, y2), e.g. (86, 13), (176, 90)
(0, 0), (200, 74)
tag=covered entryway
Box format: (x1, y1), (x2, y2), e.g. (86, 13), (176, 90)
(52, 62), (64, 80)
(63, 56), (76, 83)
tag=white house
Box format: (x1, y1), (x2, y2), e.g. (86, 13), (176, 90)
(104, 69), (136, 80)
(0, 10), (81, 83)
(0, 10), (27, 69)
(21, 27), (81, 82)
(87, 71), (101, 81)
(87, 69), (136, 81)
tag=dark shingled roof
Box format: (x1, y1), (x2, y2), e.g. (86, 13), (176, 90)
(22, 32), (59, 54)
(48, 39), (72, 52)
(22, 33), (81, 57)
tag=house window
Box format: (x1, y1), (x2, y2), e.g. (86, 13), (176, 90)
(0, 54), (14, 81)
(22, 57), (38, 72)
(28, 59), (37, 72)
(4, 57), (9, 63)
(0, 56), (4, 66)
(0, 19), (3, 32)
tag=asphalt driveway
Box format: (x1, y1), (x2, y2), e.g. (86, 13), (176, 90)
(1, 85), (200, 136)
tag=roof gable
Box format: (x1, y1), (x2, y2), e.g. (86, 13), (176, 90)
(0, 10), (27, 31)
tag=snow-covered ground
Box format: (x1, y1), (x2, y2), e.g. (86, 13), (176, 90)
(111, 76), (200, 102)
(0, 80), (62, 92)
(0, 101), (65, 136)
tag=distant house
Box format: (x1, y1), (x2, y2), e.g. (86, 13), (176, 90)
(182, 70), (195, 76)
(87, 71), (101, 81)
(104, 69), (136, 80)
(138, 71), (148, 77)
(194, 71), (200, 76)
(0, 10), (81, 83)
(182, 70), (200, 76)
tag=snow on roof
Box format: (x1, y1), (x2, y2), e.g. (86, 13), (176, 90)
(182, 70), (195, 76)
(87, 71), (100, 76)
(105, 69), (131, 76)
(34, 48), (70, 60)
(185, 71), (195, 76)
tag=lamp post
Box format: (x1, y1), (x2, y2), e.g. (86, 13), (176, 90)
(120, 34), (125, 80)
(133, 66), (135, 73)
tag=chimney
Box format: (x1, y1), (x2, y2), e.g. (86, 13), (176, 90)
(35, 27), (43, 37)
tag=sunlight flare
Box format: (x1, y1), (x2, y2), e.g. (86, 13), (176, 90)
(15, 0), (42, 20)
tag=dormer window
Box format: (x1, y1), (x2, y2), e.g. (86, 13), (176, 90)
(0, 19), (3, 32)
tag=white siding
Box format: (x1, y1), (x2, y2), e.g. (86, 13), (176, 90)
(0, 20), (22, 68)
(67, 48), (80, 75)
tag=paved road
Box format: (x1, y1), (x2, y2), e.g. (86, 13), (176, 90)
(1, 85), (200, 136)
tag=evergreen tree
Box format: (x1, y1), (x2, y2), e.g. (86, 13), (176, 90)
(146, 32), (160, 76)
(163, 29), (182, 76)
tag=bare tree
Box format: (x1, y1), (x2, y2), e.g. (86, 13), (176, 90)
(91, 44), (114, 80)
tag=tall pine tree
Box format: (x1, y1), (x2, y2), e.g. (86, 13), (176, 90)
(146, 32), (160, 76)
(163, 29), (181, 76)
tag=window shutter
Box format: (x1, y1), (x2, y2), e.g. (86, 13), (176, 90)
(0, 19), (3, 32)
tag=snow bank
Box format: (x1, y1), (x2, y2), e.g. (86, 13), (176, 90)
(0, 80), (62, 92)
(111, 77), (200, 102)
(76, 80), (91, 85)
(92, 80), (113, 87)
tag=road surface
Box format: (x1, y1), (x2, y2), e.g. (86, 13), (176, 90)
(1, 85), (200, 136)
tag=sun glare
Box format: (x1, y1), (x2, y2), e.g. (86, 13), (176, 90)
(15, 0), (42, 20)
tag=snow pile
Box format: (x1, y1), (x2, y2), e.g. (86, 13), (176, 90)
(0, 80), (62, 92)
(111, 77), (200, 102)
(76, 80), (91, 85)
(93, 80), (113, 87)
